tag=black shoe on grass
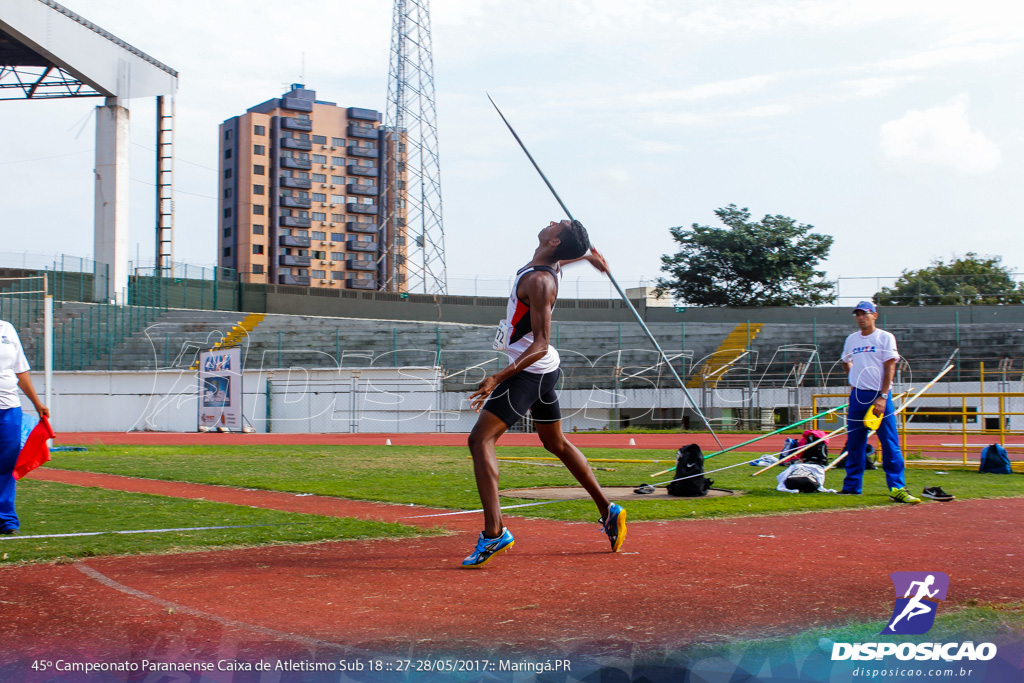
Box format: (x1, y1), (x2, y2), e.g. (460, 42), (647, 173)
(922, 486), (955, 502)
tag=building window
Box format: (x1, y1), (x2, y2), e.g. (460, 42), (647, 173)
(331, 251), (344, 260)
(298, 152), (310, 160)
(279, 228), (291, 236)
(223, 208), (232, 218)
(331, 270), (344, 280)
(254, 164), (265, 175)
(223, 227), (232, 237)
(362, 198), (374, 205)
(312, 232), (326, 241)
(281, 130), (293, 139)
(297, 132), (310, 141)
(311, 269), (326, 278)
(253, 224), (264, 235)
(280, 208), (292, 217)
(297, 171), (309, 179)
(253, 184), (265, 195)
(224, 188), (232, 199)
(254, 125), (265, 135)
(397, 180), (406, 190)
(223, 247), (232, 257)
(397, 142), (406, 153)
(253, 264), (264, 274)
(332, 137), (346, 147)
(225, 129), (233, 140)
(330, 214), (344, 223)
(312, 173), (327, 182)
(296, 230), (309, 237)
(253, 205), (265, 215)
(332, 156), (345, 165)
(254, 144), (265, 155)
(252, 244), (264, 255)
(359, 160), (374, 167)
(279, 267), (291, 275)
(312, 154), (327, 164)
(311, 250), (326, 259)
(312, 193), (326, 202)
(225, 148), (233, 159)
(312, 135), (327, 144)
(297, 269), (309, 276)
(331, 195), (346, 205)
(331, 175), (345, 184)
(311, 212), (327, 221)
(224, 168), (233, 179)
(331, 232), (344, 241)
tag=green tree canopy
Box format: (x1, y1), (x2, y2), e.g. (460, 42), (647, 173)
(655, 204), (835, 307)
(875, 253), (1024, 305)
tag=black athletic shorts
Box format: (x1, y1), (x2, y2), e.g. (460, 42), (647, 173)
(482, 368), (562, 428)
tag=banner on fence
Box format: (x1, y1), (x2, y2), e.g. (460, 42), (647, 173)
(198, 347), (243, 431)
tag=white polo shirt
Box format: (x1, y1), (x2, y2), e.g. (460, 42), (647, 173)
(841, 328), (899, 392)
(0, 320), (30, 409)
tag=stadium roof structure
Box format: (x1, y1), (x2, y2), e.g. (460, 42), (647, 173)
(0, 0), (177, 101)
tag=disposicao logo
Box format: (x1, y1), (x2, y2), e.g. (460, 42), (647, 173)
(884, 571), (948, 635)
(831, 571), (998, 662)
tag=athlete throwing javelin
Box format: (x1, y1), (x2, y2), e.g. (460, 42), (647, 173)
(462, 219), (626, 568)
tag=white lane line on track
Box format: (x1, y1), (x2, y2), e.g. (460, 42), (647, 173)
(76, 563), (351, 651)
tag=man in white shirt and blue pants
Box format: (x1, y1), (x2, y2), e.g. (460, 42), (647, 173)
(839, 301), (920, 503)
(0, 319), (49, 534)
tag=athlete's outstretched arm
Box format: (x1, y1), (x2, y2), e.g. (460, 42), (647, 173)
(559, 247), (609, 274)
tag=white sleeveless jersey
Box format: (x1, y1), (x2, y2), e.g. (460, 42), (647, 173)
(503, 264), (561, 374)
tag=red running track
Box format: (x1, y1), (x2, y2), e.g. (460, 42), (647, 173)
(1, 467), (1022, 668)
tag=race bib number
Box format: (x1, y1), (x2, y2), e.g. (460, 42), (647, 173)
(492, 319), (510, 351)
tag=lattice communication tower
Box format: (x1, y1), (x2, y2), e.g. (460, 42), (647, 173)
(379, 0), (447, 294)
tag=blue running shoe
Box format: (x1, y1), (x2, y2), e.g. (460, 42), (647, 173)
(601, 503), (627, 552)
(461, 528), (514, 569)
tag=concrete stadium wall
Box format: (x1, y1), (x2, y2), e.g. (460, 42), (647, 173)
(24, 370), (1021, 434)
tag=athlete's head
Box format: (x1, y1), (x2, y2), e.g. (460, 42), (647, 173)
(542, 219), (590, 261)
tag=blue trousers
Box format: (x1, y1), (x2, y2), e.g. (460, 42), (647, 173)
(0, 407), (22, 531)
(843, 388), (905, 493)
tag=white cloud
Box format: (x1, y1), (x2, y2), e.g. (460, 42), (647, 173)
(880, 95), (1001, 175)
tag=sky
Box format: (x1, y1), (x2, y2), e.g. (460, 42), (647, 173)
(1, 0), (1022, 303)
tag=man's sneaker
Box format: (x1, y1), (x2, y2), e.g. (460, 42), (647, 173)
(835, 489), (860, 495)
(0, 528), (17, 535)
(601, 503), (627, 552)
(922, 486), (955, 502)
(889, 487), (922, 504)
(461, 528), (514, 569)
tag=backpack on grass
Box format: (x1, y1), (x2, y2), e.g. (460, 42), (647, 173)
(667, 444), (713, 497)
(979, 443), (1011, 474)
(798, 429), (830, 467)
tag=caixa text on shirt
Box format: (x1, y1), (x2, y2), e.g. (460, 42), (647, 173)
(850, 345), (878, 355)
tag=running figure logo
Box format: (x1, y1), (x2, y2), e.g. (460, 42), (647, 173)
(883, 571), (949, 634)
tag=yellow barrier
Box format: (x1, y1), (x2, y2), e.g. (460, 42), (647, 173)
(812, 390), (1024, 466)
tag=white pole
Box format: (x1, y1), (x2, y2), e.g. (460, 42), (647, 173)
(43, 277), (52, 410)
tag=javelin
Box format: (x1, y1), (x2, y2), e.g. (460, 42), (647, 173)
(487, 93), (723, 450)
(648, 402), (849, 477)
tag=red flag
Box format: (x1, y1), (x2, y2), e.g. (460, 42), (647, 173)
(13, 415), (55, 480)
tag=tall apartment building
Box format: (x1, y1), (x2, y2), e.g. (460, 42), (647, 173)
(218, 84), (406, 289)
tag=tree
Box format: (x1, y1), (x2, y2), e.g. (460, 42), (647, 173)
(655, 204), (835, 307)
(875, 253), (1024, 305)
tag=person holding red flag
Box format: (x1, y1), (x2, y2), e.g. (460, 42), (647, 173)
(0, 318), (49, 535)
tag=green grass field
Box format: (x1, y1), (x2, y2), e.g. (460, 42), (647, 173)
(0, 479), (433, 565)
(45, 443), (1023, 522)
